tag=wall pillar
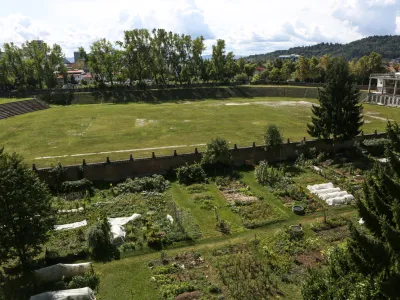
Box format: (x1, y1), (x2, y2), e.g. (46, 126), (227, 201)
(394, 80), (398, 97)
(382, 79), (385, 95)
(368, 77), (372, 94)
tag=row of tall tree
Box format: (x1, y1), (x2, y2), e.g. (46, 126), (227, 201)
(78, 29), (245, 87)
(0, 41), (65, 90)
(258, 51), (384, 84)
(0, 29), (388, 91)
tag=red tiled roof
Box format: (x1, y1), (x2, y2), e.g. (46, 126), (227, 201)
(83, 73), (93, 79)
(256, 66), (266, 71)
(67, 70), (84, 74)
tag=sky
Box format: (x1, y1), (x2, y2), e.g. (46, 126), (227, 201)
(0, 0), (399, 57)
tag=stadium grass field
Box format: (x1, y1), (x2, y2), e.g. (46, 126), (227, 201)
(0, 96), (398, 167)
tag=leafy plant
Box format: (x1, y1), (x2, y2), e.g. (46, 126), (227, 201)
(87, 217), (119, 261)
(361, 138), (389, 156)
(61, 178), (93, 194)
(254, 161), (285, 186)
(201, 137), (232, 166)
(216, 219), (231, 235)
(264, 124), (284, 150)
(113, 175), (170, 196)
(68, 273), (100, 290)
(176, 163), (207, 185)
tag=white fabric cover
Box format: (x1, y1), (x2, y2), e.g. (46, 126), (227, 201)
(108, 213), (141, 240)
(359, 218), (365, 225)
(58, 207), (84, 214)
(30, 287), (95, 300)
(54, 220), (87, 231)
(307, 183), (354, 206)
(167, 214), (174, 223)
(312, 166), (322, 172)
(312, 188), (341, 195)
(307, 183), (334, 192)
(34, 263), (92, 283)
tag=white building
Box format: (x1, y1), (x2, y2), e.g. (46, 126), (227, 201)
(278, 54), (300, 61)
(367, 72), (400, 106)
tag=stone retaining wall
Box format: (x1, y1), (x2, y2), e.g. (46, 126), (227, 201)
(34, 132), (385, 186)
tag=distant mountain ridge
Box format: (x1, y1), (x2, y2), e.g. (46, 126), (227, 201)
(242, 35), (400, 62)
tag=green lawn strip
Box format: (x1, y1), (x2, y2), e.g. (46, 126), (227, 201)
(0, 97), (32, 104)
(95, 257), (158, 300)
(170, 183), (222, 239)
(0, 97), (395, 167)
(207, 183), (244, 233)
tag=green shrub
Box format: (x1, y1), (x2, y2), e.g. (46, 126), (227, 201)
(201, 137), (232, 166)
(264, 124), (283, 150)
(215, 176), (231, 186)
(68, 273), (100, 290)
(216, 219), (231, 235)
(153, 265), (180, 275)
(113, 175), (170, 195)
(251, 74), (261, 83)
(254, 161), (285, 186)
(310, 217), (348, 232)
(61, 178), (93, 194)
(362, 138), (389, 156)
(146, 228), (166, 250)
(87, 217), (119, 261)
(176, 163), (207, 185)
(209, 284), (222, 294)
(160, 282), (196, 298)
(119, 242), (136, 253)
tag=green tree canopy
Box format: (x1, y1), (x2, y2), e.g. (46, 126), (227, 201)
(307, 57), (363, 140)
(201, 137), (232, 166)
(0, 148), (55, 268)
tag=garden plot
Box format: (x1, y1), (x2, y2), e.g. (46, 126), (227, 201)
(149, 251), (223, 299)
(218, 181), (259, 205)
(307, 183), (354, 206)
(217, 180), (282, 229)
(218, 181), (258, 205)
(47, 192), (200, 259)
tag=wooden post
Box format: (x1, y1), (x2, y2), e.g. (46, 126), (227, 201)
(394, 80), (398, 97)
(368, 77), (372, 94)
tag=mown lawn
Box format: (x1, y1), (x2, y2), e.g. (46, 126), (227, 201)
(0, 97), (398, 167)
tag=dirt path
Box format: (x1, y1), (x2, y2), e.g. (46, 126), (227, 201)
(35, 143), (207, 160)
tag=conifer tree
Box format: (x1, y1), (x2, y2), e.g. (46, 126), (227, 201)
(302, 121), (400, 299)
(347, 122), (400, 298)
(307, 57), (363, 140)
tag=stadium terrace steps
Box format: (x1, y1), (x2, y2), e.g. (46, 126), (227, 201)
(0, 99), (49, 120)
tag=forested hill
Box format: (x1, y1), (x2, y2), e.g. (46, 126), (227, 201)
(243, 35), (400, 61)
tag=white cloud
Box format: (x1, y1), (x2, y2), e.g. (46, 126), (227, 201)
(332, 0), (400, 35)
(0, 0), (399, 57)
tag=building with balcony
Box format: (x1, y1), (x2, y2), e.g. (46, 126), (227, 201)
(366, 73), (400, 106)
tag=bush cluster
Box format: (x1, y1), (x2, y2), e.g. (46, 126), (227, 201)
(254, 161), (286, 186)
(362, 138), (389, 156)
(176, 163), (207, 185)
(61, 178), (93, 194)
(112, 175), (170, 196)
